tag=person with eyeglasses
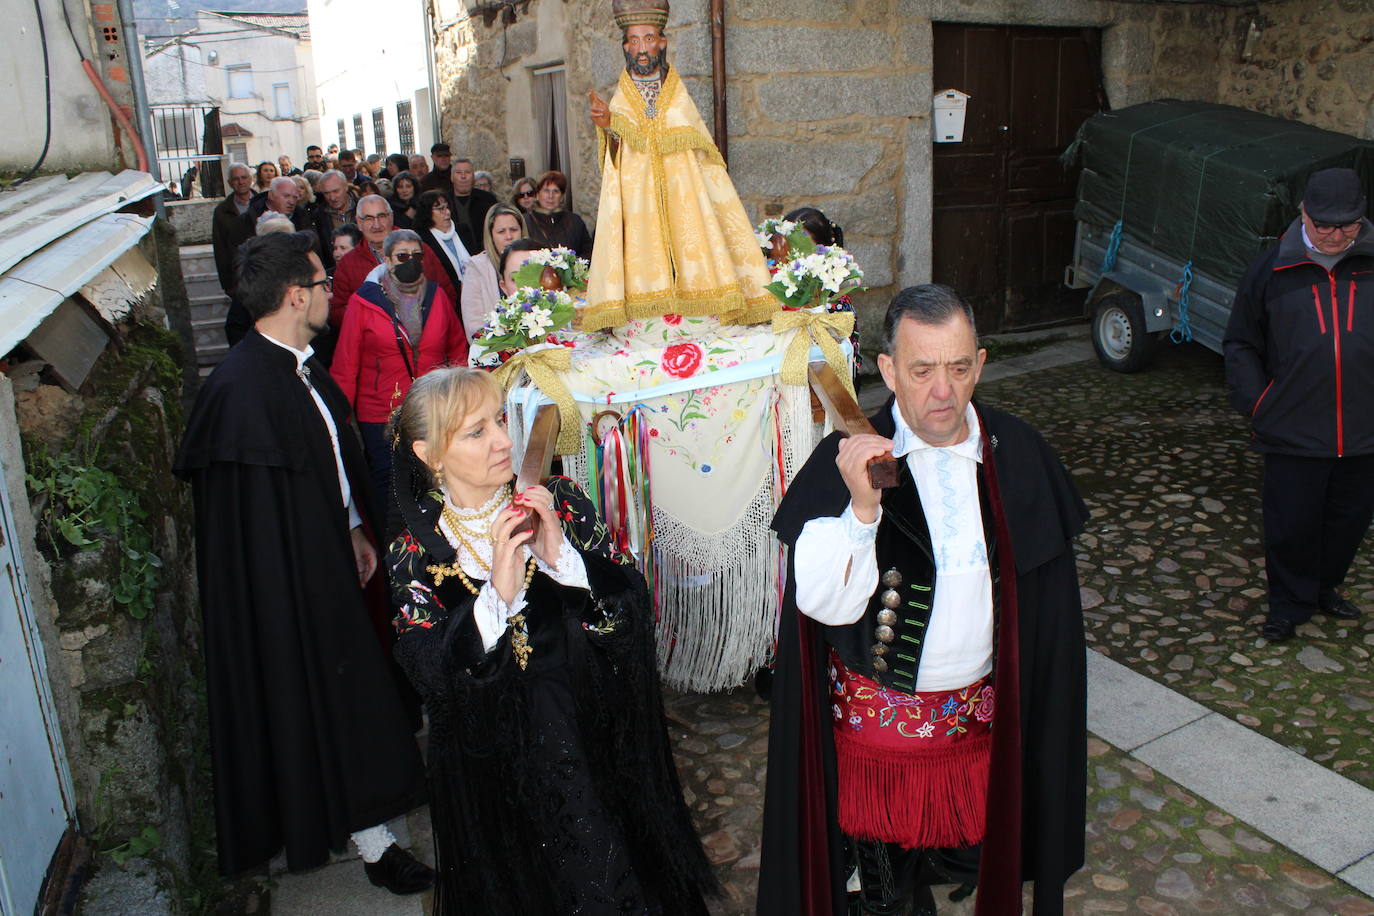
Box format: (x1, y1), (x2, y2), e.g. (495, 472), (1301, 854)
(524, 169), (594, 259)
(511, 176), (538, 214)
(329, 195), (458, 365)
(331, 228), (468, 518)
(174, 231), (433, 897)
(413, 190), (471, 300)
(1224, 167), (1374, 642)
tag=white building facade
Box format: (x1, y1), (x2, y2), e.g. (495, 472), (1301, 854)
(307, 0), (435, 158)
(144, 10), (321, 183)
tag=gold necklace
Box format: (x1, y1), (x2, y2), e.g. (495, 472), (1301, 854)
(446, 484), (511, 521)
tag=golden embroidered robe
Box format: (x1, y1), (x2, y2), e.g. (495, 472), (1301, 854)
(583, 67), (775, 331)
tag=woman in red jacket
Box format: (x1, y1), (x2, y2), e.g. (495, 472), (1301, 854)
(331, 228), (469, 523)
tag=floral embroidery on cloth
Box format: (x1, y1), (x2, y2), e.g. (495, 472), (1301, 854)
(828, 650), (993, 848)
(828, 651), (994, 747)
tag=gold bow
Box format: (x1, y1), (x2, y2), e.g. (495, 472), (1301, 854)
(772, 309), (856, 398)
(492, 347), (583, 455)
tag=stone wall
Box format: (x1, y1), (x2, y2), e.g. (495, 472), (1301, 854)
(1215, 0), (1374, 139)
(430, 0), (1282, 346)
(6, 231), (206, 913)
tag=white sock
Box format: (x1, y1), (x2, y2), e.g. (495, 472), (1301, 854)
(351, 823), (397, 863)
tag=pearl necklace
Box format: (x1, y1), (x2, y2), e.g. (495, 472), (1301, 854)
(426, 484), (536, 669)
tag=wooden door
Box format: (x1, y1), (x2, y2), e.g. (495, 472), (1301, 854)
(932, 24), (1104, 332)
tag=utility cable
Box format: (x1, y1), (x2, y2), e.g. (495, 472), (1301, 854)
(11, 0), (54, 188)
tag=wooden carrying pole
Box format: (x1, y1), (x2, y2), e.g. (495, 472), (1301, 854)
(513, 403), (561, 535)
(807, 359), (900, 489)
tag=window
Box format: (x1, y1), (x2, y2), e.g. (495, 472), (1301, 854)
(337, 118), (346, 151)
(227, 65), (253, 99)
(227, 142), (248, 164)
(372, 108), (385, 154)
(156, 110), (197, 152)
(273, 83), (293, 119)
(396, 101), (414, 155)
(352, 114), (364, 152)
(532, 66), (571, 201)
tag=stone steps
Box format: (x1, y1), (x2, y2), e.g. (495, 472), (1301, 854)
(179, 244), (230, 374)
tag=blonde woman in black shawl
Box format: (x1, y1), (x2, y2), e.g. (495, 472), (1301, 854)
(385, 367), (716, 914)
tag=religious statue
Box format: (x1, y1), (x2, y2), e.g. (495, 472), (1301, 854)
(583, 0), (776, 331)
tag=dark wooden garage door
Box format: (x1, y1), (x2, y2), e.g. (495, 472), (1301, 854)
(932, 23), (1105, 333)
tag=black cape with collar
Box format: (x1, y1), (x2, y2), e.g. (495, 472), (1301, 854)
(173, 329), (426, 876)
(759, 399), (1088, 916)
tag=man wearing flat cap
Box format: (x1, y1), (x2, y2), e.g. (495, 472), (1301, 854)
(1224, 167), (1374, 642)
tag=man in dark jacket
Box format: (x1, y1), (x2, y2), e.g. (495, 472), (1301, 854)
(210, 162), (255, 295)
(174, 231), (432, 893)
(446, 156), (497, 253)
(419, 141), (451, 191)
(1223, 167), (1374, 642)
(760, 285), (1088, 916)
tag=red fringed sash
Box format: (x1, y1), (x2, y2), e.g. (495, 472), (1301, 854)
(829, 653), (993, 849)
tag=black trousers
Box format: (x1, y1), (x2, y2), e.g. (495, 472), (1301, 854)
(850, 839), (980, 914)
(1263, 452), (1374, 624)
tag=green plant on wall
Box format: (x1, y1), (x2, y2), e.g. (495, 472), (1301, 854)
(25, 450), (162, 619)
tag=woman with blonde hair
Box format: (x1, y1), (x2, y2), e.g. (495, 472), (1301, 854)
(459, 204), (526, 339)
(386, 367), (715, 915)
(510, 176), (537, 213)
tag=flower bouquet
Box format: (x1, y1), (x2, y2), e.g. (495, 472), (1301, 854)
(471, 287), (580, 368)
(755, 218), (865, 310)
(511, 246), (590, 292)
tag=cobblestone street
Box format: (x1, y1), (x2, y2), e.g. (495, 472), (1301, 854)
(269, 336), (1374, 915)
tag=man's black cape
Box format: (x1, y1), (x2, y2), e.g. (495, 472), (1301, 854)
(174, 330), (426, 876)
(759, 400), (1088, 916)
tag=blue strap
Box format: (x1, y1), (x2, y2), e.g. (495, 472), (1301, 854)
(1171, 261), (1195, 343)
(1101, 219), (1124, 274)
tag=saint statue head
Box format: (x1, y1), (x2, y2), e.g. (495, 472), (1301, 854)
(614, 0), (669, 78)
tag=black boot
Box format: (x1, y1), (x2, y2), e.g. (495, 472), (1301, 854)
(363, 844), (434, 895)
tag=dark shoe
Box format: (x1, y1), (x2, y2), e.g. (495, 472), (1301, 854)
(1259, 619), (1296, 642)
(363, 844), (434, 895)
(1321, 595), (1362, 620)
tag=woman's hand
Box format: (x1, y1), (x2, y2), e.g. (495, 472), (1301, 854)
(514, 485), (564, 568)
(489, 504), (535, 605)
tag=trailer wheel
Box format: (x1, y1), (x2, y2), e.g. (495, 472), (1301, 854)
(1091, 292), (1161, 373)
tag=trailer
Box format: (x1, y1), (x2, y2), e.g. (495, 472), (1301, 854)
(1064, 100), (1374, 372)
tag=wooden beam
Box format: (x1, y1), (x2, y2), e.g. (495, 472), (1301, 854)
(807, 359), (900, 489)
(513, 403), (560, 535)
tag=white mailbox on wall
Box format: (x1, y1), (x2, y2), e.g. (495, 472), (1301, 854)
(933, 89), (970, 143)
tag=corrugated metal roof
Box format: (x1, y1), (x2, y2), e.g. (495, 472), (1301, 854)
(0, 170), (162, 276)
(0, 170), (162, 359)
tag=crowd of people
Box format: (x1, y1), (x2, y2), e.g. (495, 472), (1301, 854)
(210, 142), (593, 361)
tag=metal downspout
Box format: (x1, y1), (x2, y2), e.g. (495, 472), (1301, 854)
(114, 0), (158, 181)
(709, 0), (727, 164)
(422, 0), (443, 148)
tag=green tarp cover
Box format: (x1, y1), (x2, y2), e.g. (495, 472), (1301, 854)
(1069, 99), (1374, 287)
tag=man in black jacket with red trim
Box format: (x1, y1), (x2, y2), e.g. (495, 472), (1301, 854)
(1224, 168), (1374, 642)
(760, 285), (1088, 915)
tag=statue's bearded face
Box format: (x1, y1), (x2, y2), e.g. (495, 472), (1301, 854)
(623, 25), (667, 77)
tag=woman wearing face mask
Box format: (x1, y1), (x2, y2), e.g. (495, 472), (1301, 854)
(460, 204), (528, 340)
(331, 229), (469, 519)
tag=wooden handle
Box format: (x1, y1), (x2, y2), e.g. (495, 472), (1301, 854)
(512, 404), (561, 535)
(807, 360), (900, 489)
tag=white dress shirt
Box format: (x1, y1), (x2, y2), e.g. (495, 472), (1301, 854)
(259, 331), (361, 529)
(793, 402), (994, 692)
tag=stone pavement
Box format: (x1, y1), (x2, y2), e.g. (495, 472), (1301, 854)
(266, 332), (1374, 915)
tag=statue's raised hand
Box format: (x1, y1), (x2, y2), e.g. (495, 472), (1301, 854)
(589, 91), (610, 129)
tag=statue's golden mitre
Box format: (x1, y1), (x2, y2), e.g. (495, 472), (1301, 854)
(613, 0), (668, 29)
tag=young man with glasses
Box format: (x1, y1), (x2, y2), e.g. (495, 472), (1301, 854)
(1224, 167), (1374, 642)
(174, 231), (433, 895)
